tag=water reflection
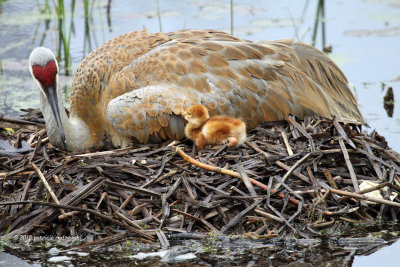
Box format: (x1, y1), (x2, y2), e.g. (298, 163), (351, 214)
(353, 239), (400, 267)
(2, 235), (398, 266)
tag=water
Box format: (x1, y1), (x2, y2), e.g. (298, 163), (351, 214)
(0, 0), (400, 265)
(353, 239), (400, 267)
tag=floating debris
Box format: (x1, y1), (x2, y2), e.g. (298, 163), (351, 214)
(384, 86), (394, 117)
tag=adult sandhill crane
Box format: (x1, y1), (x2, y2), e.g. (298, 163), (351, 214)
(29, 29), (365, 152)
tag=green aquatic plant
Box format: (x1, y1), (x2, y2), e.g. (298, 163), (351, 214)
(156, 0), (162, 32)
(83, 0), (94, 54)
(230, 0), (234, 35)
(36, 0), (51, 14)
(32, 0), (108, 76)
(54, 0), (76, 75)
(311, 0), (325, 48)
(348, 83), (358, 100)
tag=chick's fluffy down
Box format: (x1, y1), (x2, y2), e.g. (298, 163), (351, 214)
(201, 116), (246, 146)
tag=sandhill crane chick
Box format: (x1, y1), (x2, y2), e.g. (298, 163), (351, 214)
(184, 105), (246, 150)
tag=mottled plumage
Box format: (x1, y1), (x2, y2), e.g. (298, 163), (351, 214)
(29, 29), (366, 151)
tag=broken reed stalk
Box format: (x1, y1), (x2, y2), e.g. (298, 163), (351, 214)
(280, 130), (294, 155)
(274, 160), (310, 183)
(174, 147), (373, 217)
(330, 188), (400, 207)
(244, 141), (272, 159)
(338, 182), (392, 202)
(74, 146), (149, 158)
(174, 146), (301, 206)
(2, 112), (400, 245)
(323, 169), (338, 189)
(274, 152), (311, 190)
(339, 138), (360, 191)
(0, 200), (155, 241)
(31, 163), (66, 216)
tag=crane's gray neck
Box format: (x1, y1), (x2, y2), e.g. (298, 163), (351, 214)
(39, 88), (91, 151)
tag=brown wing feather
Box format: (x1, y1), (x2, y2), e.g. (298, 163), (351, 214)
(70, 29), (365, 146)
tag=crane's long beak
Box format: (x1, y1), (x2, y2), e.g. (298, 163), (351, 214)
(44, 86), (68, 151)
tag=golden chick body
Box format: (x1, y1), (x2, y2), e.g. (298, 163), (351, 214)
(184, 104), (246, 149)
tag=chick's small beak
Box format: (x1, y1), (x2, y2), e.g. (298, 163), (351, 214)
(182, 111), (188, 120)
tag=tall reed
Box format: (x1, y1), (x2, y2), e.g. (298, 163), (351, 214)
(230, 0), (234, 35)
(311, 0), (325, 48)
(156, 0), (162, 32)
(53, 0), (76, 75)
(83, 0), (93, 54)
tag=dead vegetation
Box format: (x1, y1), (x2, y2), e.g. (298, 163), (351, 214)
(1, 109), (400, 249)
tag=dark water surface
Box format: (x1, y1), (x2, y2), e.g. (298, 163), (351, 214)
(1, 0), (400, 266)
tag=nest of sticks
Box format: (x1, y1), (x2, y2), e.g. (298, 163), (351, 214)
(1, 109), (400, 249)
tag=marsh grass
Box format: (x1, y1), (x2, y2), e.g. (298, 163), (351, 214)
(83, 0), (93, 54)
(35, 0), (78, 75)
(230, 0), (233, 35)
(34, 0), (103, 75)
(106, 0), (111, 29)
(156, 0), (162, 32)
(36, 0), (52, 14)
(311, 0), (325, 47)
(54, 0), (76, 76)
